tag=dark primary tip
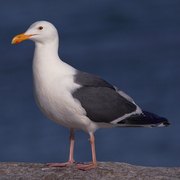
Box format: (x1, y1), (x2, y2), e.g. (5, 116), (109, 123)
(164, 122), (170, 127)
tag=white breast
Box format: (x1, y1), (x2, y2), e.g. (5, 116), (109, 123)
(32, 57), (97, 131)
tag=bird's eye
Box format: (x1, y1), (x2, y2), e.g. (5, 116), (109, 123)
(38, 26), (43, 30)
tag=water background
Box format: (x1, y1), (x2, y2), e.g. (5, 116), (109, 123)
(0, 0), (180, 167)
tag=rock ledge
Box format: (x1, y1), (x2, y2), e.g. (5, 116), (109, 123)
(0, 162), (180, 180)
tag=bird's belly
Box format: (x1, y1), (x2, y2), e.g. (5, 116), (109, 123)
(33, 82), (93, 131)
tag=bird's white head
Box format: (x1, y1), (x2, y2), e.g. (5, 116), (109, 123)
(11, 21), (59, 45)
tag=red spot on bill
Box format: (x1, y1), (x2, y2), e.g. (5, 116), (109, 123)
(15, 41), (19, 44)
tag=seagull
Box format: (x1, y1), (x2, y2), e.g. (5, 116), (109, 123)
(12, 21), (170, 171)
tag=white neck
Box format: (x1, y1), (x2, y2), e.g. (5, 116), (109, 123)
(33, 39), (59, 62)
(32, 40), (76, 81)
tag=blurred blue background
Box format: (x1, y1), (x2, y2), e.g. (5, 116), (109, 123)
(0, 0), (180, 167)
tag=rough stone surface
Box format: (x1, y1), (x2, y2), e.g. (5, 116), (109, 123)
(0, 162), (180, 180)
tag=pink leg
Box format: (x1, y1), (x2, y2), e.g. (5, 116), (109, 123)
(74, 132), (97, 171)
(46, 129), (75, 167)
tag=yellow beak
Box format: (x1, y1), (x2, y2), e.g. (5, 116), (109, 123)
(11, 33), (33, 44)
